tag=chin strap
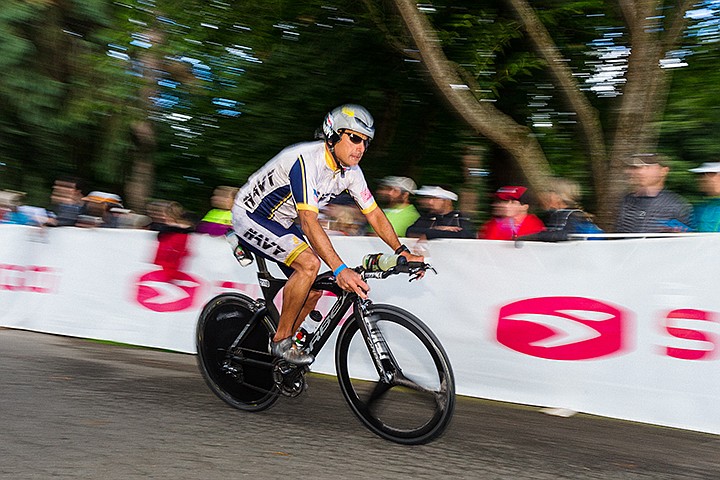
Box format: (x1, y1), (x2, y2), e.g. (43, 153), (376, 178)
(328, 144), (347, 178)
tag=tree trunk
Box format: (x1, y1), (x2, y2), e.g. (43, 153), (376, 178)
(600, 0), (693, 227)
(507, 0), (608, 207)
(391, 0), (554, 193)
(389, 0), (693, 230)
(124, 28), (164, 212)
(460, 145), (484, 220)
(126, 120), (156, 212)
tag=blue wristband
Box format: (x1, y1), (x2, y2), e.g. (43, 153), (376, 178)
(333, 263), (348, 276)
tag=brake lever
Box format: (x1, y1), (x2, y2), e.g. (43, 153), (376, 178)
(408, 263), (436, 282)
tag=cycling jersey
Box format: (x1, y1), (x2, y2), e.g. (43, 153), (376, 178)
(234, 141), (377, 229)
(232, 140), (377, 269)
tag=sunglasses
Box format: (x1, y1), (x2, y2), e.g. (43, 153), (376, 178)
(343, 131), (370, 147)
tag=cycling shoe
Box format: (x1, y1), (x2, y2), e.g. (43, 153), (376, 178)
(270, 337), (314, 366)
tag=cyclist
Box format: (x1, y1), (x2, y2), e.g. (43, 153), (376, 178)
(231, 104), (423, 365)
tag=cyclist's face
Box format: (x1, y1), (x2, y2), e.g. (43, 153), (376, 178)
(334, 130), (368, 168)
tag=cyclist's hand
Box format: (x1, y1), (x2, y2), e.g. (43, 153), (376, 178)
(400, 251), (424, 263)
(336, 267), (370, 299)
(400, 251), (426, 279)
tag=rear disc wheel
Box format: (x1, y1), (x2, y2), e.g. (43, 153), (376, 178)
(196, 293), (278, 412)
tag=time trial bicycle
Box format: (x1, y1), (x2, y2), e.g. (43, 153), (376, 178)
(196, 239), (455, 445)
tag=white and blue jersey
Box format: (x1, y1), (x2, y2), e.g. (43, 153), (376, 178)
(232, 140), (377, 268)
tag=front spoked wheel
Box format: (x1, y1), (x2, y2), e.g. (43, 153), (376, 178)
(335, 304), (455, 444)
(196, 293), (278, 412)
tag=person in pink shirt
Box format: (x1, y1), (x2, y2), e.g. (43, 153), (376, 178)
(478, 186), (544, 240)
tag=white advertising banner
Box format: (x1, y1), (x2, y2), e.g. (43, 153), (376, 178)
(1, 224), (719, 436)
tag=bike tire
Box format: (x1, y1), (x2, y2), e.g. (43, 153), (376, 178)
(335, 304), (455, 445)
(196, 293), (278, 412)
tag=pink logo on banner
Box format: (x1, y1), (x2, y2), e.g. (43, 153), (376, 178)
(136, 270), (200, 312)
(0, 264), (58, 293)
(664, 309), (718, 360)
(497, 297), (628, 360)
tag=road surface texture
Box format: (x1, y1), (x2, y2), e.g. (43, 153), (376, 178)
(1, 328), (719, 479)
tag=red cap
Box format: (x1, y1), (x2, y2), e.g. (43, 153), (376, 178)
(494, 186), (528, 202)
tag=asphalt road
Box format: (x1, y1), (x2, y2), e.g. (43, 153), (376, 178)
(1, 328), (719, 480)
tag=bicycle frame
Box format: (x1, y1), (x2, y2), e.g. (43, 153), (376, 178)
(251, 256), (394, 381)
(198, 247), (453, 444)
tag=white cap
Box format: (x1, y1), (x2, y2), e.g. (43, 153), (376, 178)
(413, 185), (458, 201)
(379, 176), (417, 193)
(689, 162), (720, 174)
(82, 191), (123, 205)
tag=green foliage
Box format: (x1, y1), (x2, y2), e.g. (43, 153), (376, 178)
(659, 46), (720, 203)
(1, 0), (718, 219)
(0, 0), (117, 204)
(115, 0), (469, 214)
(416, 0), (719, 210)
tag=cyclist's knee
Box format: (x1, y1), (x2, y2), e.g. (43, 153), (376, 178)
(292, 250), (321, 277)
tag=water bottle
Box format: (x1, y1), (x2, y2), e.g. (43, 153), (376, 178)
(224, 229), (253, 267)
(294, 310), (322, 349)
(362, 253), (406, 272)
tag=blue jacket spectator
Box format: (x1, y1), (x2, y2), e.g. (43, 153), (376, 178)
(689, 162), (720, 232)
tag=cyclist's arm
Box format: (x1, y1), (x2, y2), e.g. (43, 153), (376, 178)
(297, 209), (369, 298)
(365, 208), (424, 264)
(364, 207), (402, 251)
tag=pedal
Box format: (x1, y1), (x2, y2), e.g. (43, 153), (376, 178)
(272, 360), (308, 398)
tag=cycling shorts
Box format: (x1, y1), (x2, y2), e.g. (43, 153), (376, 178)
(231, 207), (309, 275)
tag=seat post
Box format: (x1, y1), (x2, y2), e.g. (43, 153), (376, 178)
(255, 256), (286, 324)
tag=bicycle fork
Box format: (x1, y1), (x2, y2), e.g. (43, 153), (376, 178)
(356, 299), (396, 384)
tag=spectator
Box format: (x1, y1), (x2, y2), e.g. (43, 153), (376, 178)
(406, 185), (475, 239)
(107, 206), (134, 228)
(152, 201), (195, 281)
(0, 191), (12, 221)
(19, 204), (52, 226)
(195, 186), (239, 236)
(688, 161), (720, 232)
(0, 190), (33, 225)
(146, 200), (172, 231)
(531, 178), (602, 240)
(49, 178), (86, 227)
(369, 176), (420, 237)
(615, 154), (692, 233)
(478, 186), (545, 240)
(77, 191), (124, 228)
(117, 211), (153, 229)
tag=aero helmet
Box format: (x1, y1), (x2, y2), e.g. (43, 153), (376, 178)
(321, 104), (375, 145)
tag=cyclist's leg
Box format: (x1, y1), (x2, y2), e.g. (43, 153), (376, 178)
(292, 288), (322, 334)
(231, 208), (318, 364)
(231, 208), (306, 263)
(273, 248), (320, 342)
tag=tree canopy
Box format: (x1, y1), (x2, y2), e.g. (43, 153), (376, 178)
(1, 0), (718, 226)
